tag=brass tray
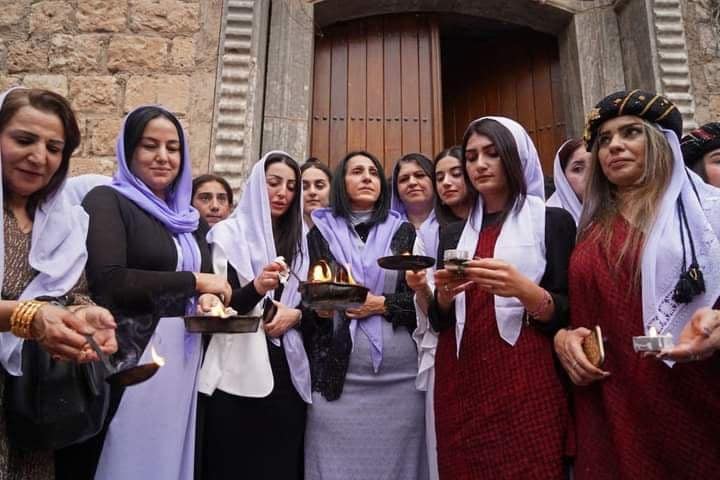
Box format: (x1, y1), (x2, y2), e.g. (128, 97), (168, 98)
(299, 282), (369, 310)
(183, 315), (262, 334)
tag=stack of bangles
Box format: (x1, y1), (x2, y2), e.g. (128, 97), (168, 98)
(10, 300), (47, 339)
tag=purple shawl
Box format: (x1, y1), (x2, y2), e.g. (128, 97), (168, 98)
(312, 207), (405, 372)
(110, 105), (200, 276)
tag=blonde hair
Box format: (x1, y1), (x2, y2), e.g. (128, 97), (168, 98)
(577, 120), (674, 279)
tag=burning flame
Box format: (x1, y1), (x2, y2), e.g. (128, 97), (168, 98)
(150, 345), (166, 367)
(336, 264), (357, 284)
(309, 260), (333, 282)
(402, 251), (411, 256)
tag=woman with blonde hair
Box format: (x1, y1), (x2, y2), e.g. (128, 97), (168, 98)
(554, 90), (720, 478)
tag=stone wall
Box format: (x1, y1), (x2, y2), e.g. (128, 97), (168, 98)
(683, 0), (720, 125)
(0, 0), (223, 176)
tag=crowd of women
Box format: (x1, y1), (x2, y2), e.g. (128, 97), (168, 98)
(0, 83), (718, 480)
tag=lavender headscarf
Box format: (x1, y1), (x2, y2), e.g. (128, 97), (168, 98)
(94, 106), (202, 480)
(0, 87), (89, 374)
(110, 106), (200, 277)
(312, 206), (405, 372)
(546, 140), (583, 224)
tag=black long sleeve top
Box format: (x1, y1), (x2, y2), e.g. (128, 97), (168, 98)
(428, 207), (576, 336)
(302, 220), (418, 400)
(82, 185), (212, 360)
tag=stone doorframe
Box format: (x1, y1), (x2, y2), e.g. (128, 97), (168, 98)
(211, 0), (697, 184)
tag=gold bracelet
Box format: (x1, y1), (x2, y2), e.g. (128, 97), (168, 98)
(10, 300), (47, 339)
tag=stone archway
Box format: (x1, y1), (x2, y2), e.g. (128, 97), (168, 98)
(210, 0), (698, 183)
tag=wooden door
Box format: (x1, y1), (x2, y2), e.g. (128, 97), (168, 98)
(311, 15), (443, 172)
(442, 31), (566, 174)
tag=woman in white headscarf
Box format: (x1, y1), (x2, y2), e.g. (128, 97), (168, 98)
(198, 151), (310, 480)
(554, 90), (720, 479)
(430, 117), (575, 478)
(0, 87), (116, 479)
(546, 138), (589, 224)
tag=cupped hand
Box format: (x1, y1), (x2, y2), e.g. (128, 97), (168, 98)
(433, 268), (474, 310)
(197, 293), (222, 314)
(553, 328), (610, 385)
(658, 307), (720, 362)
(194, 273), (232, 306)
(264, 301), (301, 337)
(406, 269), (428, 292)
(32, 304), (117, 362)
(460, 258), (534, 298)
(345, 293), (386, 319)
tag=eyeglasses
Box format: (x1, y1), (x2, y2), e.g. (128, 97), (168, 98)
(195, 192), (229, 205)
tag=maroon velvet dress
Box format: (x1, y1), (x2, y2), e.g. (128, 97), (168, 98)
(433, 222), (571, 480)
(570, 217), (720, 479)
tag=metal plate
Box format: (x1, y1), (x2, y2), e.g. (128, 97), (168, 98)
(299, 282), (369, 310)
(183, 315), (262, 334)
(377, 255), (435, 271)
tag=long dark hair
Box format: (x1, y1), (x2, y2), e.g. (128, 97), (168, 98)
(265, 153), (303, 267)
(192, 173), (234, 206)
(433, 145), (476, 227)
(0, 88), (80, 218)
(124, 106), (186, 173)
(330, 150), (390, 225)
(461, 118), (526, 223)
(391, 152), (434, 207)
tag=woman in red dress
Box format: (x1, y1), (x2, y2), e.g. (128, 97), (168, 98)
(430, 117), (575, 479)
(554, 90), (720, 479)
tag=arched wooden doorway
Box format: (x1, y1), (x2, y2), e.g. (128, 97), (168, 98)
(310, 14), (566, 174)
(442, 30), (565, 173)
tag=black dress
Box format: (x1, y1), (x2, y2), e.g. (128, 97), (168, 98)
(200, 266), (306, 480)
(55, 185), (212, 480)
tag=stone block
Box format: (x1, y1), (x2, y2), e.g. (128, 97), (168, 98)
(69, 156), (117, 176)
(107, 35), (168, 72)
(22, 74), (68, 96)
(88, 117), (122, 156)
(709, 94), (720, 118)
(78, 0), (128, 33)
(29, 1), (74, 33)
(49, 35), (105, 73)
(189, 118), (212, 173)
(0, 1), (29, 29)
(0, 40), (6, 71)
(171, 37), (195, 69)
(0, 75), (22, 92)
(7, 40), (48, 72)
(704, 62), (720, 90)
(124, 75), (190, 114)
(129, 0), (200, 34)
(69, 76), (120, 113)
(189, 70), (215, 123)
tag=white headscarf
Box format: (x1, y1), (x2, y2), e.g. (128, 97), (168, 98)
(63, 174), (111, 206)
(546, 140), (583, 224)
(0, 87), (90, 374)
(453, 116), (546, 356)
(641, 128), (720, 363)
(198, 150), (311, 402)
